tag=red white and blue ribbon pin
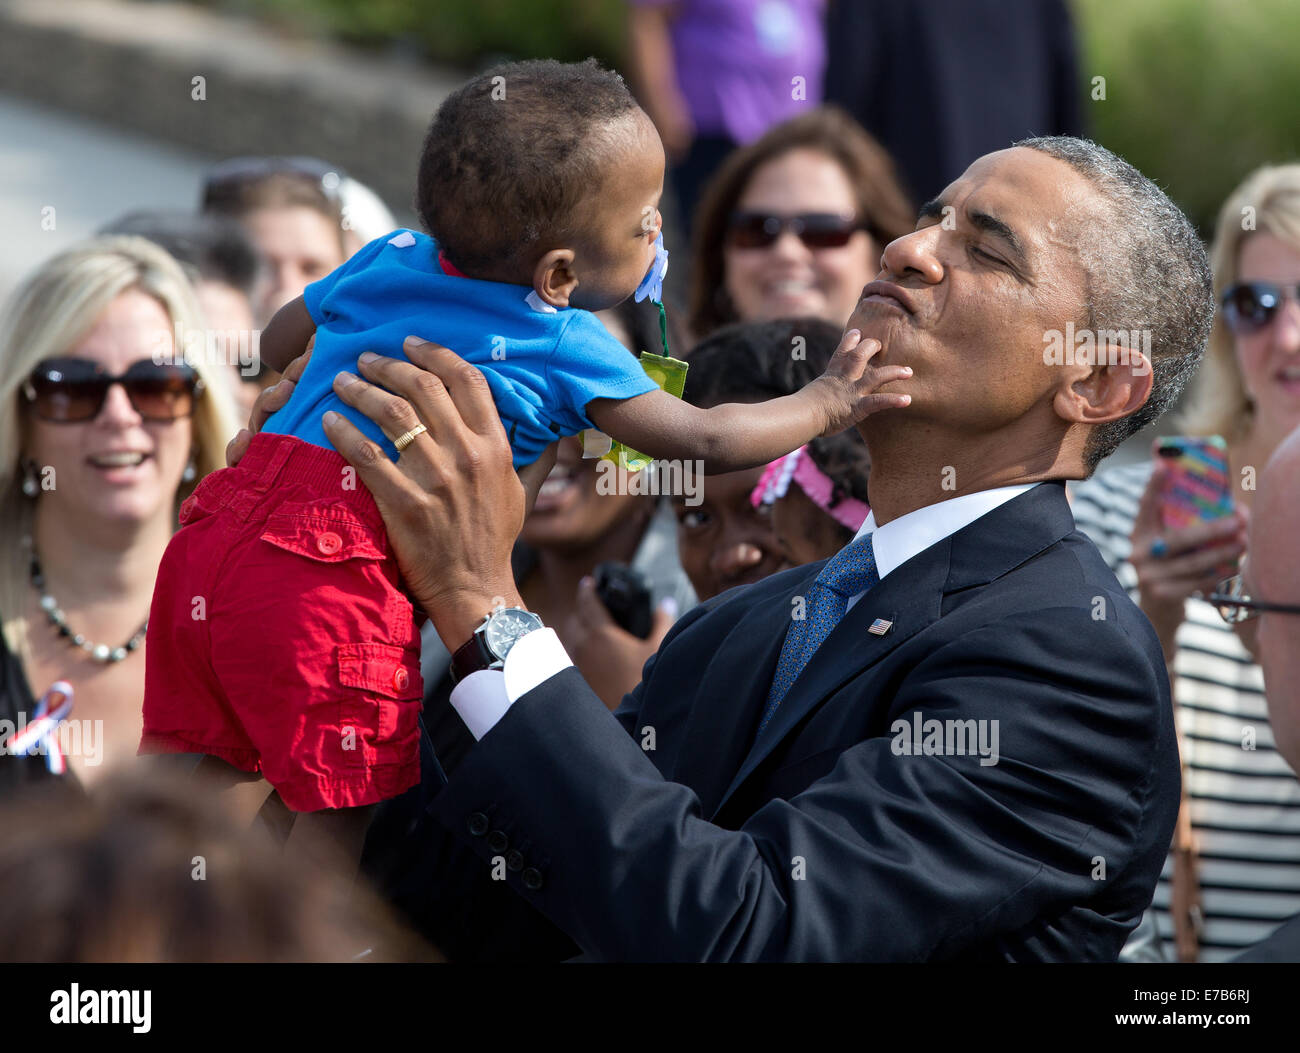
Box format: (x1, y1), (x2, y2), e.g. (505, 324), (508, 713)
(7, 680), (74, 773)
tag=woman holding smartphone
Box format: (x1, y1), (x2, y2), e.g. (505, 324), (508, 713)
(1070, 164), (1300, 963)
(0, 237), (237, 793)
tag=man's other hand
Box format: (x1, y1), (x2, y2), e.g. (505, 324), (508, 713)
(324, 335), (528, 651)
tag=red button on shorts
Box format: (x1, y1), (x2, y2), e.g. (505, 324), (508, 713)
(140, 432), (423, 811)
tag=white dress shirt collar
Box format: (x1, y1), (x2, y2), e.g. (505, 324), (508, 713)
(854, 483), (1039, 581)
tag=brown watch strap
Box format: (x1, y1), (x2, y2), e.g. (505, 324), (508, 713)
(450, 631), (494, 684)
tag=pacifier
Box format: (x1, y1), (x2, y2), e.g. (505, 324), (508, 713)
(634, 232), (669, 304)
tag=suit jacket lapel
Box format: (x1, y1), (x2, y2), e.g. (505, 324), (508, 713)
(942, 481), (1074, 592)
(711, 540), (953, 817)
(669, 569), (810, 817)
(710, 481), (1077, 818)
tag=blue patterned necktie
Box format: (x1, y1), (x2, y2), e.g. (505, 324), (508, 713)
(758, 534), (880, 735)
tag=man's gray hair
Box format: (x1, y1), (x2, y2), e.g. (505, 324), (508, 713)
(1016, 136), (1214, 474)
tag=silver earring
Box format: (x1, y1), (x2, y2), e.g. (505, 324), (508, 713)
(182, 459), (197, 484)
(21, 460), (39, 498)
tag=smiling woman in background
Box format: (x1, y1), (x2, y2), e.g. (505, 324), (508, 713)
(688, 106), (913, 340)
(0, 237), (238, 793)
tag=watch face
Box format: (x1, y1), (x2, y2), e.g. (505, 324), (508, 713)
(483, 608), (544, 661)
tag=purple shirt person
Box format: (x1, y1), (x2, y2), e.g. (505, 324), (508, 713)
(629, 0), (826, 229)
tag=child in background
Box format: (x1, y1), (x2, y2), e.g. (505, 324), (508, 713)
(752, 431), (872, 568)
(141, 59), (909, 869)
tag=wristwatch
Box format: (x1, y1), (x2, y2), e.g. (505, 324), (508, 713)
(450, 606), (545, 684)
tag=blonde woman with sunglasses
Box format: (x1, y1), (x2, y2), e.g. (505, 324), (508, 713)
(0, 237), (238, 793)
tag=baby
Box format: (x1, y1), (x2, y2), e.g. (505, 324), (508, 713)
(140, 60), (909, 867)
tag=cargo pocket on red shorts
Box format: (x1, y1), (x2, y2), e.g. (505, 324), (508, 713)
(259, 500), (417, 775)
(336, 642), (423, 770)
(260, 501), (388, 564)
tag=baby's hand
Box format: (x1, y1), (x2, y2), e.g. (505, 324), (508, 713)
(811, 328), (912, 435)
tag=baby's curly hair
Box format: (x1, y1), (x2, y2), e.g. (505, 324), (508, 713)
(417, 59), (640, 279)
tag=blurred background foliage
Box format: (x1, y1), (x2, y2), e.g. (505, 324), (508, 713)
(204, 0), (625, 68)
(200, 0), (1300, 235)
(1075, 0), (1300, 233)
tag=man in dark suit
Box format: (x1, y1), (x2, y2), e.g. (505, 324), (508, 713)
(824, 0), (1085, 205)
(252, 137), (1214, 960)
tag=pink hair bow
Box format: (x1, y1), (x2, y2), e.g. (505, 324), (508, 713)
(750, 446), (869, 532)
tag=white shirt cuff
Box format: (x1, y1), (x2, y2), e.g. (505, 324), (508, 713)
(448, 627), (573, 740)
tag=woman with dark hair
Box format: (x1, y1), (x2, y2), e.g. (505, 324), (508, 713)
(688, 106), (913, 339)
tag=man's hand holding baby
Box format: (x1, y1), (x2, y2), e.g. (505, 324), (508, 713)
(321, 337), (549, 653)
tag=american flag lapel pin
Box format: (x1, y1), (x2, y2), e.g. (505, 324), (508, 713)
(868, 618), (893, 636)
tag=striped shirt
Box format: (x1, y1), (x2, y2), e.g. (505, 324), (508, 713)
(1069, 461), (1300, 961)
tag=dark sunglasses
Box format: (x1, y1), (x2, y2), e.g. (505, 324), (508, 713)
(22, 357), (203, 423)
(201, 156), (345, 211)
(726, 211), (864, 250)
(1220, 281), (1300, 334)
(1209, 573), (1300, 624)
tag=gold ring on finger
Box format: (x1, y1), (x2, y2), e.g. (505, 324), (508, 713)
(393, 423), (428, 452)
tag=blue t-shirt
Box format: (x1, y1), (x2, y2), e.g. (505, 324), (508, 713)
(262, 230), (659, 468)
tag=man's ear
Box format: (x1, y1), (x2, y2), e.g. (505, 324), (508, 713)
(533, 249), (578, 308)
(1053, 343), (1155, 426)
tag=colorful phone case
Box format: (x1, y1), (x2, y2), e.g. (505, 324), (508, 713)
(1156, 435), (1233, 531)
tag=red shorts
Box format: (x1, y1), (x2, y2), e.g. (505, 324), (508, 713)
(140, 432), (423, 811)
